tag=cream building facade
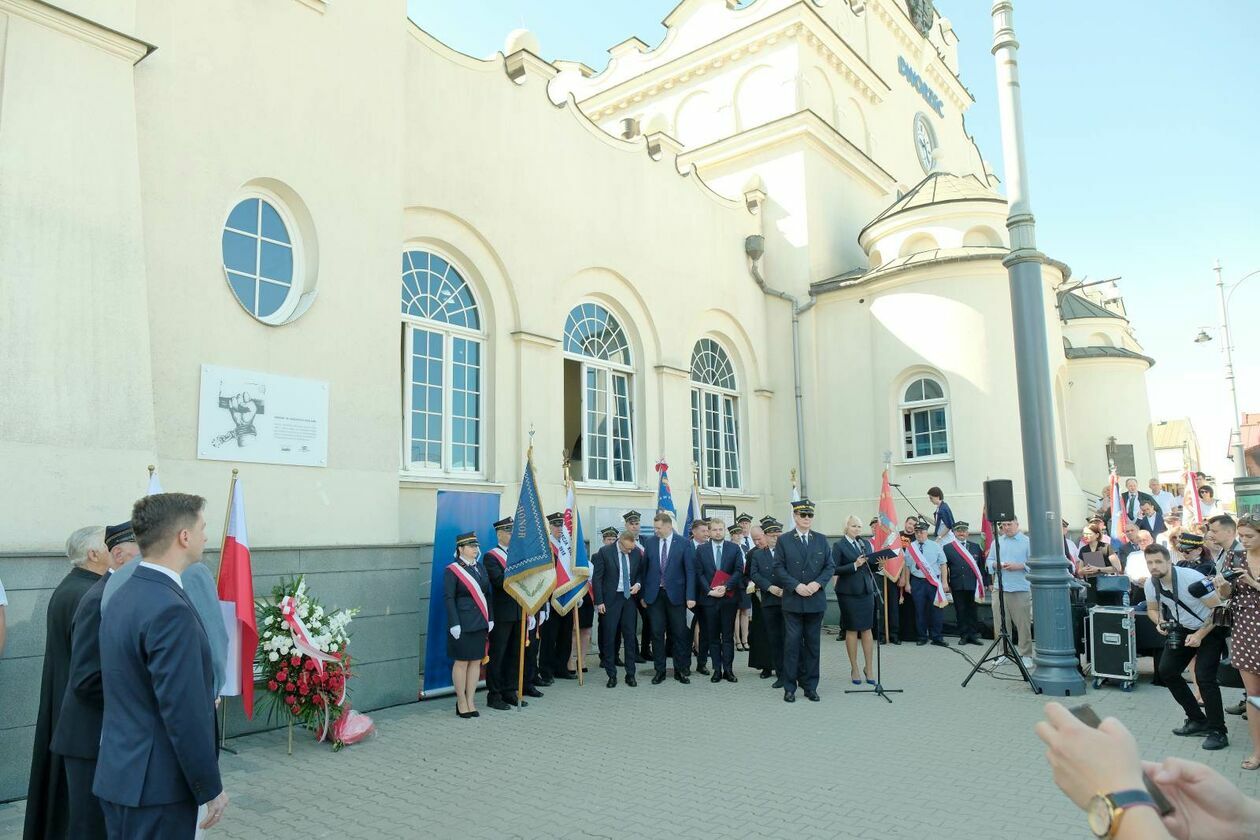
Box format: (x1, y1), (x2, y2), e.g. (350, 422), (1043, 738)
(1, 0), (1158, 552)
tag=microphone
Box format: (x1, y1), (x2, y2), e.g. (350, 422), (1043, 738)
(889, 483), (902, 487)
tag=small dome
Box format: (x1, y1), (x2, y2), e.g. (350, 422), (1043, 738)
(505, 28), (540, 56)
(864, 172), (1003, 232)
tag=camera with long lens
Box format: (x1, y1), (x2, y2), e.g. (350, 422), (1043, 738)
(1159, 620), (1185, 650)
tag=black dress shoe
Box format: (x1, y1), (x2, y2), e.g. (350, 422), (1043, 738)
(537, 675), (555, 687)
(625, 675), (638, 687)
(606, 676), (617, 688)
(967, 637), (983, 646)
(711, 673), (722, 683)
(615, 657), (624, 667)
(890, 638), (902, 645)
(771, 679), (784, 689)
(458, 710), (475, 719)
(723, 671), (738, 683)
(916, 639), (928, 646)
(652, 672), (667, 685)
(675, 673), (690, 684)
(804, 690), (820, 701)
(523, 686), (543, 698)
(488, 698), (511, 711)
(635, 654), (649, 664)
(759, 669), (773, 679)
(783, 691), (796, 703)
(1202, 731), (1229, 751)
(1173, 719), (1212, 737)
(930, 639), (949, 648)
(696, 665), (711, 676)
(506, 696), (528, 708)
(554, 671), (577, 680)
(469, 710), (481, 717)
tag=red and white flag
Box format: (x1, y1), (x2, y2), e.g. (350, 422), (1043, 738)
(1181, 470), (1203, 530)
(217, 481), (258, 717)
(874, 470), (905, 581)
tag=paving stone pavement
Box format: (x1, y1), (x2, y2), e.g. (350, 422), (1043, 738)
(4, 632), (1260, 839)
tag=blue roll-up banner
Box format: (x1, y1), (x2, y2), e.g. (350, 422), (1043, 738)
(422, 489), (501, 697)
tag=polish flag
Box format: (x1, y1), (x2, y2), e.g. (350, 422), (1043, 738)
(1108, 468), (1128, 542)
(217, 481), (258, 717)
(874, 470), (905, 581)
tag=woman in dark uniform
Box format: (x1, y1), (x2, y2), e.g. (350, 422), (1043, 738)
(832, 515), (877, 685)
(445, 531), (492, 718)
(731, 521), (753, 651)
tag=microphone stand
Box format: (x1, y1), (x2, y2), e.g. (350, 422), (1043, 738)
(845, 552), (903, 703)
(961, 529), (1035, 691)
(889, 483), (930, 525)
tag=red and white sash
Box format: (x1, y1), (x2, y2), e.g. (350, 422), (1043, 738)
(487, 546), (508, 570)
(942, 533), (986, 600)
(279, 595), (339, 674)
(448, 562), (490, 662)
(906, 541), (949, 608)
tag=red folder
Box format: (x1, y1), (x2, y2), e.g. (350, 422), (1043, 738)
(711, 569), (735, 597)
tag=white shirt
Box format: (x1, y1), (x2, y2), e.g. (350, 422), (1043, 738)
(794, 529), (811, 544)
(139, 560), (183, 589)
(616, 551), (628, 593)
(1144, 567), (1213, 630)
(1152, 490), (1176, 516)
(1124, 550), (1149, 582)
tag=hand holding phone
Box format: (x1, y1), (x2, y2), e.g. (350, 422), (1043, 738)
(1068, 703), (1175, 818)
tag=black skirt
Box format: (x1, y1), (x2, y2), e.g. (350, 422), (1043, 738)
(748, 595), (772, 670)
(448, 628), (488, 662)
(838, 593), (876, 632)
(578, 593), (594, 629)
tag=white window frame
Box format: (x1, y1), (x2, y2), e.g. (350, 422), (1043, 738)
(221, 188), (305, 325)
(898, 375), (951, 463)
(564, 303), (636, 488)
(400, 249), (485, 478)
(689, 340), (742, 491)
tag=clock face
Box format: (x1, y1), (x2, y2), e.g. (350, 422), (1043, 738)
(914, 112), (937, 173)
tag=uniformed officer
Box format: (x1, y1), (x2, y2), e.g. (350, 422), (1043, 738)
(483, 517), (525, 710)
(748, 517), (786, 687)
(906, 519), (950, 647)
(773, 500), (833, 702)
(945, 521), (985, 646)
(539, 512), (574, 681)
(445, 532), (492, 718)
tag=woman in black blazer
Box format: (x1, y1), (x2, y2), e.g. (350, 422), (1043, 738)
(831, 515), (877, 686)
(445, 531), (492, 718)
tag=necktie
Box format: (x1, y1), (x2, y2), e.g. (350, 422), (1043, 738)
(620, 552), (630, 595)
(660, 539), (669, 581)
(714, 542), (720, 570)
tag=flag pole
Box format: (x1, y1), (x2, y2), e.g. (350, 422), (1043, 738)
(517, 605), (527, 711)
(562, 456), (584, 688)
(215, 468), (240, 585)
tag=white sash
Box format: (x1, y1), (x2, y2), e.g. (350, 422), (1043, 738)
(942, 533), (985, 600)
(906, 541), (948, 608)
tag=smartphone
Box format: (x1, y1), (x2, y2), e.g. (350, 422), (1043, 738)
(1069, 703), (1175, 817)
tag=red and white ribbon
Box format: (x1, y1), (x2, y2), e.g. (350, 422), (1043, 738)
(487, 546), (508, 570)
(279, 595), (339, 674)
(942, 532), (986, 600)
(906, 541), (949, 608)
(448, 562), (491, 662)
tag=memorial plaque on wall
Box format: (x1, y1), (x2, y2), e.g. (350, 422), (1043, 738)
(197, 364), (329, 467)
(1106, 443), (1136, 478)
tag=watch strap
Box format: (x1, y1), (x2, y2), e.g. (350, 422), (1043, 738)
(1107, 789), (1156, 810)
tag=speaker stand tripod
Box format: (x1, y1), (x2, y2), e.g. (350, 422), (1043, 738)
(845, 571), (903, 703)
(961, 532), (1037, 693)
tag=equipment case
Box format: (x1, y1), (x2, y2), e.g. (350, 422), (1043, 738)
(1088, 605), (1138, 690)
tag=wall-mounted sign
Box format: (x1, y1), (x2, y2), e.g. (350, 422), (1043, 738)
(197, 364), (329, 467)
(898, 56), (944, 117)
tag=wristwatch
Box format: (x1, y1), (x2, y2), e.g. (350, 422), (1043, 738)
(1087, 789), (1157, 837)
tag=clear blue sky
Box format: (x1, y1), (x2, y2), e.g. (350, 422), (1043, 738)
(408, 1), (1259, 490)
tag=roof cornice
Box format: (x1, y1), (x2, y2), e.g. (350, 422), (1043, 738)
(0, 0), (155, 63)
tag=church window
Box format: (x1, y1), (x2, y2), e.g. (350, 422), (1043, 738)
(564, 303), (635, 485)
(690, 339), (741, 490)
(900, 376), (950, 460)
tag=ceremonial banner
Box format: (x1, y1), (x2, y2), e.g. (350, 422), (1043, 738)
(655, 460), (677, 518)
(552, 481), (591, 614)
(682, 481), (702, 539)
(504, 457), (557, 614)
(422, 490), (501, 696)
(875, 470), (905, 581)
(981, 510), (995, 557)
(146, 468), (163, 496)
(1108, 468), (1127, 541)
(1182, 469), (1203, 529)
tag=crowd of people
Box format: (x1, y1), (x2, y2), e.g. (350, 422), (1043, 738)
(21, 494), (228, 840)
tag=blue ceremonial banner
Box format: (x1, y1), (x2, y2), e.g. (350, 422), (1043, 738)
(422, 489), (501, 697)
(683, 482), (702, 539)
(504, 455), (556, 614)
(655, 460), (677, 518)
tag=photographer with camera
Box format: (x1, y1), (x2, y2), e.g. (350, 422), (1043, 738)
(1143, 544), (1230, 751)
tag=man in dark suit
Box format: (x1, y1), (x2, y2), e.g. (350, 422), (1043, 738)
(773, 499), (833, 702)
(1120, 478), (1157, 523)
(748, 517), (786, 687)
(1136, 501), (1166, 538)
(49, 522), (135, 839)
(688, 518), (713, 675)
(483, 517), (524, 711)
(593, 531), (644, 688)
(641, 511), (696, 684)
(95, 493), (227, 838)
(943, 522), (985, 646)
(696, 518), (744, 683)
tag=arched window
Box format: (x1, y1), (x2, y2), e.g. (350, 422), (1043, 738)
(690, 339), (741, 490)
(900, 375), (950, 460)
(401, 250), (483, 474)
(564, 303), (634, 484)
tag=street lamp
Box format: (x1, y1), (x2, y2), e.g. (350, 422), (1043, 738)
(990, 2), (1084, 696)
(1195, 263), (1258, 477)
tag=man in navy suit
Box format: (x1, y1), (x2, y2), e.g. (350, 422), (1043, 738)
(94, 493), (227, 839)
(593, 531), (644, 688)
(641, 511), (696, 684)
(1135, 500), (1166, 539)
(696, 519), (743, 684)
(773, 499), (834, 702)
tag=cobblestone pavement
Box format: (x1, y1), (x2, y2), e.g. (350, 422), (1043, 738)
(5, 633), (1260, 839)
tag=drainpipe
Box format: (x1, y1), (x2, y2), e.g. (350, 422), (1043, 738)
(745, 234), (816, 497)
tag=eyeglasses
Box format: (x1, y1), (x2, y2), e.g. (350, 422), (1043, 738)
(798, 513), (814, 519)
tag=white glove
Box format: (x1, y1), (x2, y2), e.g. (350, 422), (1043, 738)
(527, 615), (537, 632)
(488, 621), (495, 632)
(450, 625), (462, 640)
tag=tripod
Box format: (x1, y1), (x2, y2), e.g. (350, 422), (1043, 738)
(962, 527), (1036, 692)
(845, 559), (903, 703)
